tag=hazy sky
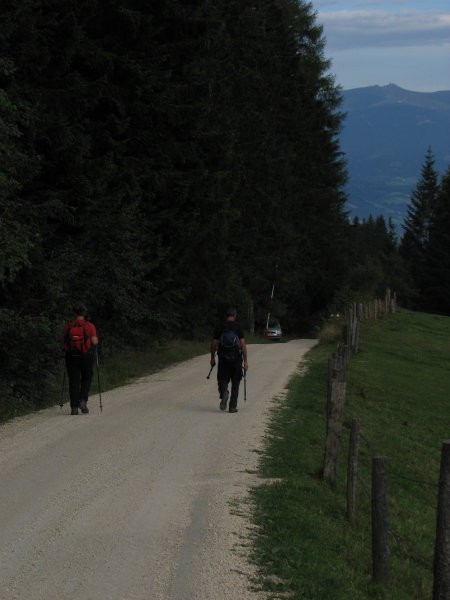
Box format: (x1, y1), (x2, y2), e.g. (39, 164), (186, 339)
(312, 0), (450, 91)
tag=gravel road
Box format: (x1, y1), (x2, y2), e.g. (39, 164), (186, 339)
(0, 339), (317, 600)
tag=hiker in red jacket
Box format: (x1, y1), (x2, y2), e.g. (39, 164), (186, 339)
(62, 303), (98, 415)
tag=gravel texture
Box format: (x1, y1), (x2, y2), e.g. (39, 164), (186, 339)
(0, 339), (317, 600)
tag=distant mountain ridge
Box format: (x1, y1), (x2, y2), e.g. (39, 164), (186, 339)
(340, 84), (450, 227)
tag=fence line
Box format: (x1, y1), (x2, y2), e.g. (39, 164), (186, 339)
(321, 290), (447, 593)
(433, 440), (450, 599)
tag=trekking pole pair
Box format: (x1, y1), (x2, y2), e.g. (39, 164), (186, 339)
(60, 351), (103, 412)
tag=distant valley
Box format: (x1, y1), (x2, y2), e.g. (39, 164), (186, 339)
(340, 84), (450, 228)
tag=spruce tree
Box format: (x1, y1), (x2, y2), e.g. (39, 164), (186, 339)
(423, 165), (450, 313)
(214, 0), (348, 329)
(400, 148), (439, 307)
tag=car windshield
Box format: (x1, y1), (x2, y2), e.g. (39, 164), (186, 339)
(268, 320), (280, 328)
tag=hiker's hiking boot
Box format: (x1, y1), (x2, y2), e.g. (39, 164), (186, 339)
(229, 407), (238, 413)
(71, 406), (79, 415)
(79, 400), (89, 414)
(219, 390), (229, 411)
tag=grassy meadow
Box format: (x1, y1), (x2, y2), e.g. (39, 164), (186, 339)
(251, 309), (449, 599)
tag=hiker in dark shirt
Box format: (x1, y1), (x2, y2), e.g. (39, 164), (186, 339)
(210, 307), (248, 413)
(62, 303), (98, 415)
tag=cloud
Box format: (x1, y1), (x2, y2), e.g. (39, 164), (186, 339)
(354, 1), (415, 5)
(314, 0), (447, 7)
(319, 10), (450, 50)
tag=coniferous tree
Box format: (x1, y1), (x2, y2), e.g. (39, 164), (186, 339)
(217, 0), (348, 329)
(400, 147), (439, 307)
(0, 1), (59, 409)
(423, 165), (450, 313)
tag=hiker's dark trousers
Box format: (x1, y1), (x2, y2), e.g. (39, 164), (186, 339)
(65, 351), (94, 408)
(217, 358), (243, 410)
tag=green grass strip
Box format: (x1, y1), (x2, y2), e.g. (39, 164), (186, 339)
(251, 309), (449, 599)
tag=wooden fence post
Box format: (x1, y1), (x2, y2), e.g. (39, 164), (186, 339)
(393, 292), (397, 312)
(347, 418), (360, 526)
(326, 356), (334, 432)
(327, 350), (345, 431)
(433, 440), (450, 599)
(354, 315), (360, 354)
(350, 303), (358, 354)
(337, 343), (346, 376)
(372, 456), (390, 586)
(385, 288), (391, 314)
(358, 302), (363, 321)
(323, 378), (346, 484)
(346, 307), (352, 349)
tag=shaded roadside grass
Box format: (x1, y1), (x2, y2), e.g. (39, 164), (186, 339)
(97, 339), (208, 391)
(251, 309), (450, 599)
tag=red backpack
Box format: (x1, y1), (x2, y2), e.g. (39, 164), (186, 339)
(65, 319), (91, 354)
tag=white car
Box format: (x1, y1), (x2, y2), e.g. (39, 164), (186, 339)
(264, 320), (282, 341)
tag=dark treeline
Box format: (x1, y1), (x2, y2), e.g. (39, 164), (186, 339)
(1, 0), (351, 412)
(344, 214), (406, 307)
(2, 2), (445, 417)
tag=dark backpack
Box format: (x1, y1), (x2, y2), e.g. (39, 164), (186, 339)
(218, 327), (241, 362)
(65, 320), (91, 354)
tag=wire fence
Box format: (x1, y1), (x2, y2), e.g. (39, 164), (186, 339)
(357, 426), (436, 570)
(321, 291), (449, 597)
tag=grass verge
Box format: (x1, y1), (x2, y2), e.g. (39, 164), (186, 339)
(97, 339), (208, 391)
(251, 309), (449, 599)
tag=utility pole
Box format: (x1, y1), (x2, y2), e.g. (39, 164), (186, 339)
(265, 262), (278, 329)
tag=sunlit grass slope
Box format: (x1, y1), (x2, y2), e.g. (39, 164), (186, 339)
(252, 309), (449, 599)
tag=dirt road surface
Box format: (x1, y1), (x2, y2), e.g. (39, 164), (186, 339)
(0, 339), (317, 600)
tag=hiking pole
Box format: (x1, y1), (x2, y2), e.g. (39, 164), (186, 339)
(95, 347), (103, 413)
(60, 368), (66, 409)
(207, 352), (216, 379)
(243, 368), (247, 402)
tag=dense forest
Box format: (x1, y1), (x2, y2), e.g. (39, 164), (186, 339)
(0, 1), (449, 414)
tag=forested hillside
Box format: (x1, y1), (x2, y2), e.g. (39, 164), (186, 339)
(341, 84), (450, 224)
(0, 1), (350, 411)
